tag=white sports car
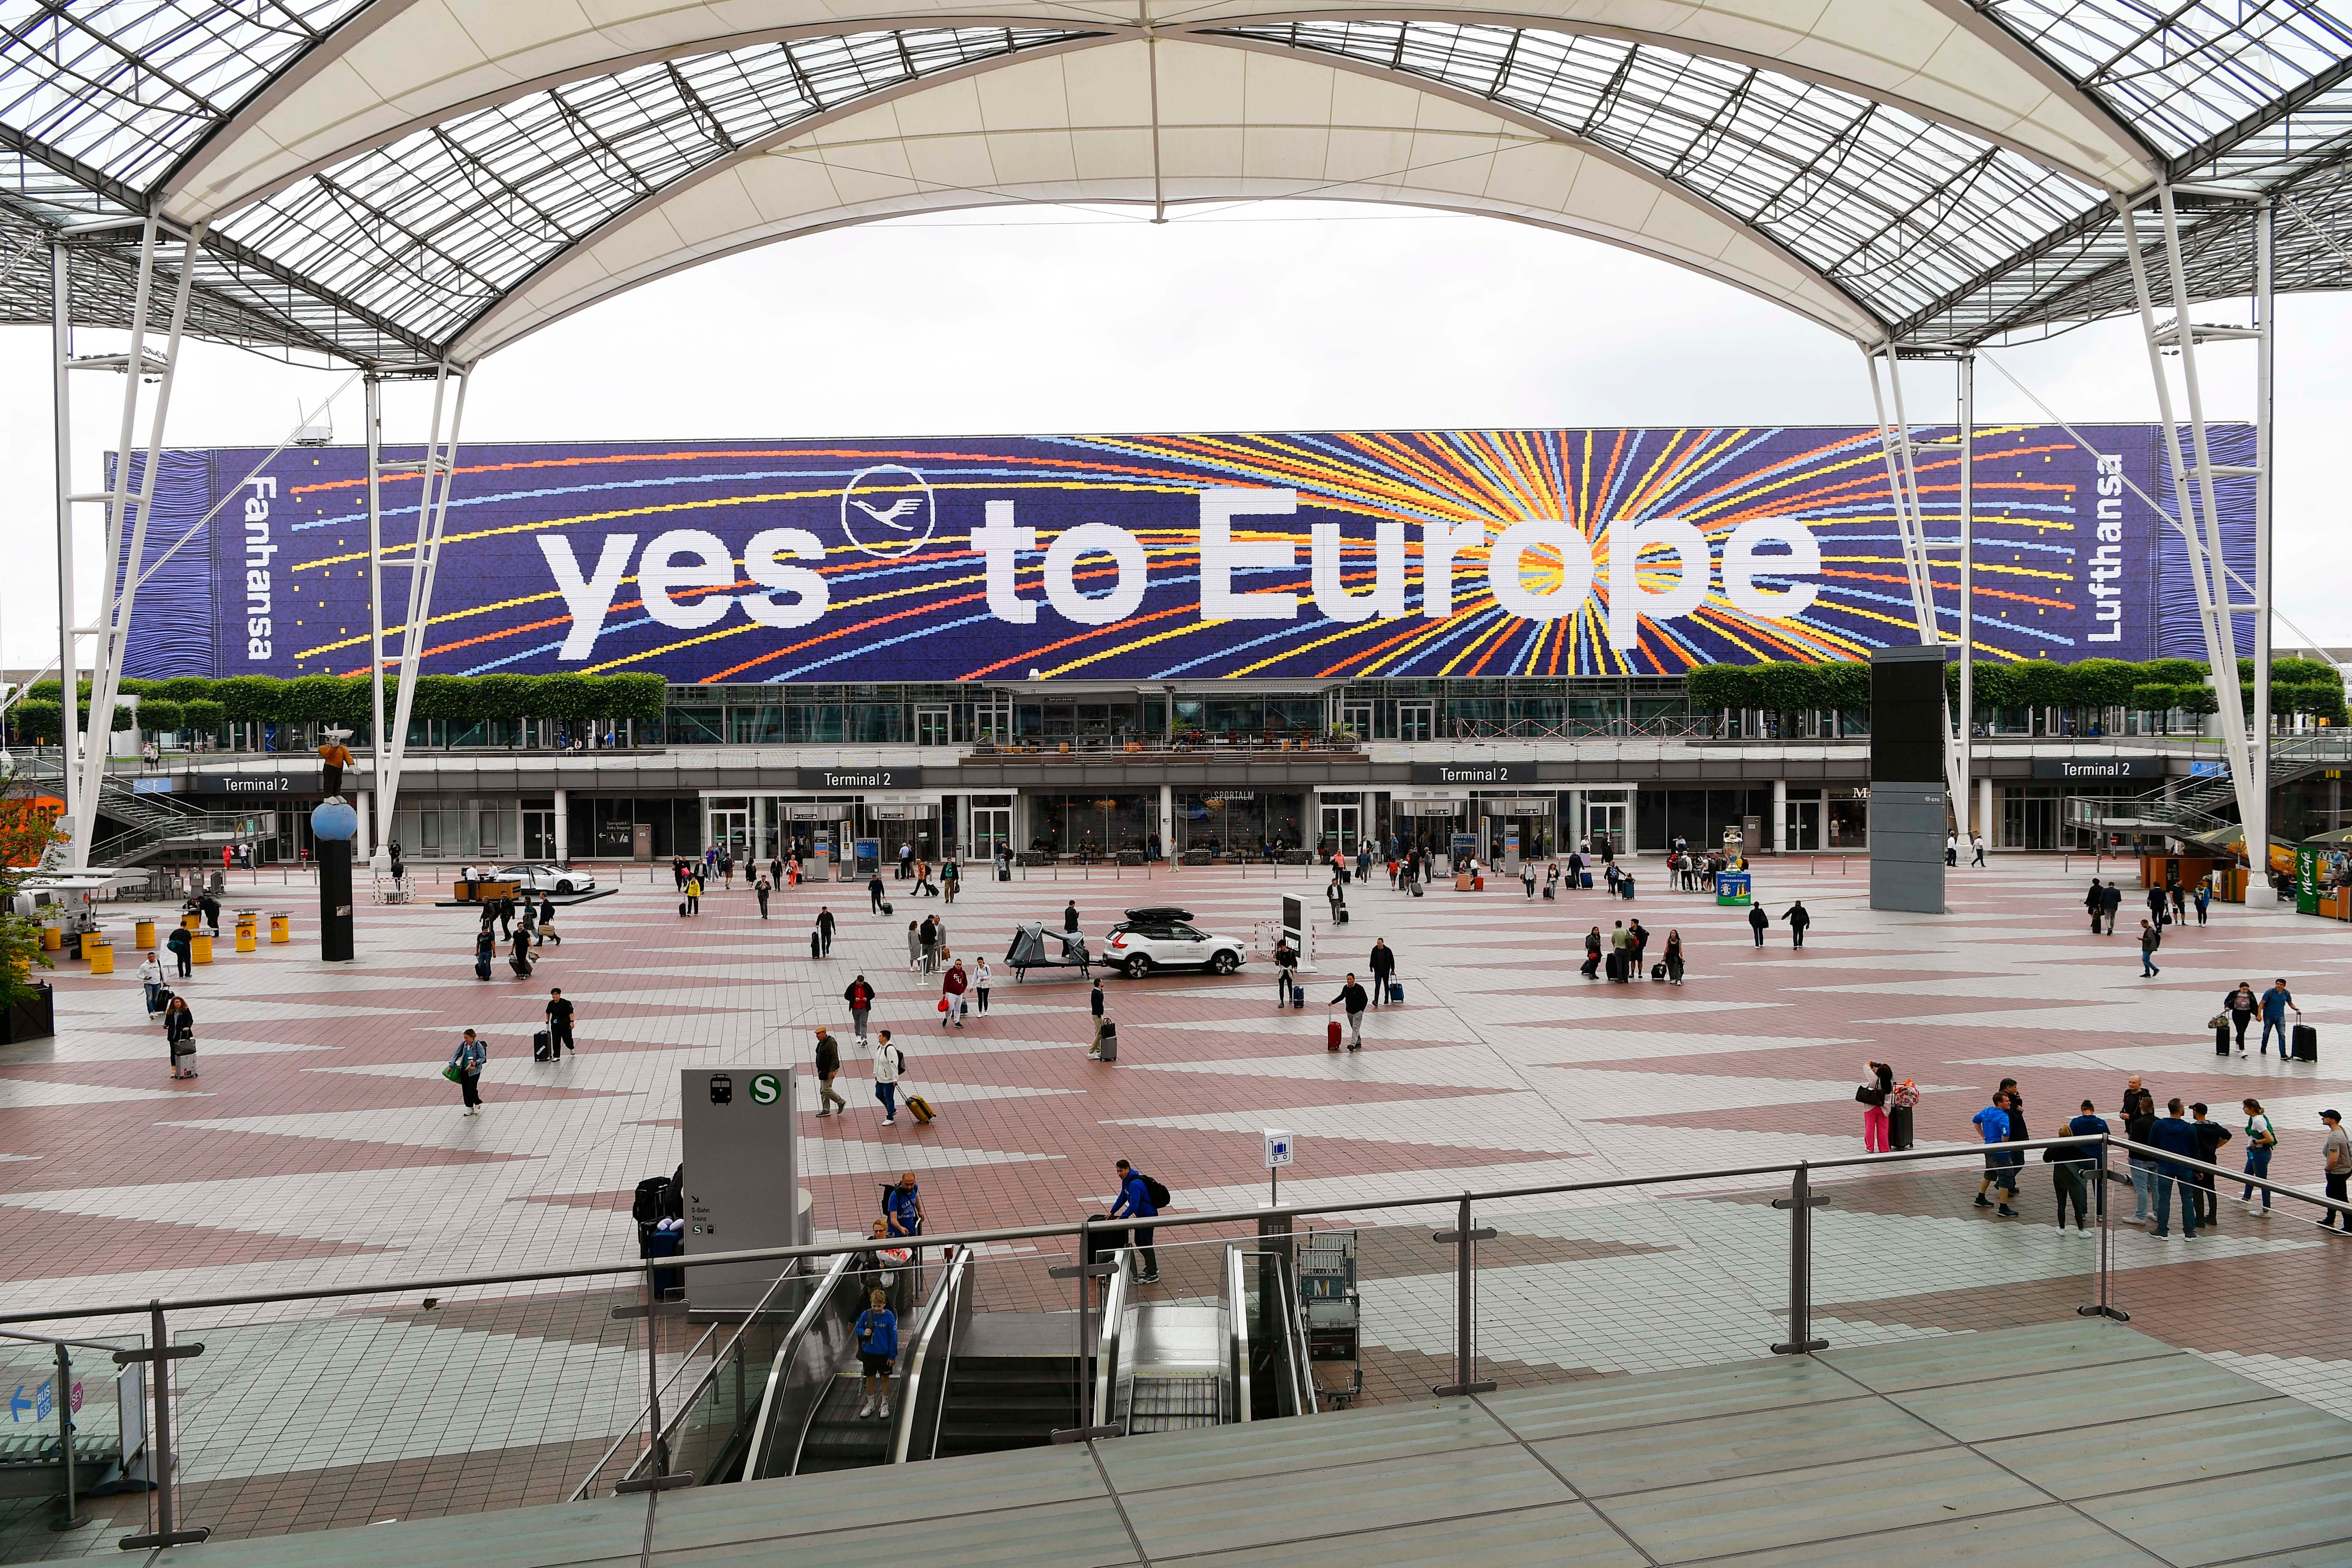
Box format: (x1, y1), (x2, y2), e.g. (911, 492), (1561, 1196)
(1105, 907), (1246, 978)
(490, 863), (597, 895)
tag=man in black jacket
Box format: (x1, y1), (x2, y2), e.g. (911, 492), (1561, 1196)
(813, 1026), (846, 1116)
(868, 873), (885, 914)
(1782, 901), (1811, 948)
(1088, 978), (1108, 1058)
(816, 906), (836, 956)
(1367, 939), (1395, 1007)
(544, 988), (576, 1056)
(1329, 974), (1369, 1051)
(2085, 878), (2105, 934)
(2189, 1103), (2231, 1228)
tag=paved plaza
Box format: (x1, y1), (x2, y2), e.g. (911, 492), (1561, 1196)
(3, 856), (2350, 1550)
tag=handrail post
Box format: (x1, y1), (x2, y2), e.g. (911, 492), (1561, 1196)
(611, 1260), (693, 1492)
(1432, 1195), (1496, 1396)
(1771, 1164), (1830, 1355)
(116, 1300), (206, 1549)
(51, 1340), (86, 1532)
(2080, 1136), (2132, 1322)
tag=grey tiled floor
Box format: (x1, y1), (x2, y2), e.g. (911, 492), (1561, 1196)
(149, 1321), (2352, 1567)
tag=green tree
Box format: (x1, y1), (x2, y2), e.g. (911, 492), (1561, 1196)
(10, 701), (61, 745)
(215, 675), (285, 721)
(137, 700), (185, 734)
(2128, 683), (2176, 713)
(182, 699), (226, 734)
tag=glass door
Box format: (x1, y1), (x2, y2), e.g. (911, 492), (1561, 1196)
(1340, 702), (1372, 743)
(1319, 803), (1360, 857)
(521, 809), (556, 860)
(916, 707), (953, 746)
(1586, 800), (1628, 856)
(1784, 797), (1821, 852)
(1399, 703), (1435, 742)
(710, 806), (750, 858)
(971, 806), (1011, 862)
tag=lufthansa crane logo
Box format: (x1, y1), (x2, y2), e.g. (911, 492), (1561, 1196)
(841, 465), (936, 560)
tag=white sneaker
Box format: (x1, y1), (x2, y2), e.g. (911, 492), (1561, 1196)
(857, 1397), (875, 1418)
(878, 1399), (891, 1419)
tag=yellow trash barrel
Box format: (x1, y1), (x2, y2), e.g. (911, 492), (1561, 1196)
(87, 938), (113, 975)
(191, 933), (214, 965)
(234, 919), (256, 954)
(41, 926), (60, 951)
(135, 918), (156, 950)
(270, 911), (290, 943)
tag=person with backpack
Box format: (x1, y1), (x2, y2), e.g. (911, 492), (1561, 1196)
(544, 988), (576, 1056)
(2240, 1097), (2278, 1209)
(854, 1286), (899, 1420)
(166, 920), (193, 978)
(844, 975), (874, 1041)
(1747, 903), (1769, 947)
(2193, 879), (2212, 925)
(872, 1030), (903, 1125)
(1109, 1159), (1163, 1283)
(1367, 939), (1396, 1007)
(2137, 917), (2161, 977)
(883, 1171), (925, 1239)
(813, 1026), (847, 1116)
(448, 1028), (486, 1116)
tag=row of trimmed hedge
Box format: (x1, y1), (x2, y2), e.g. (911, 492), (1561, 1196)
(1687, 657), (2347, 722)
(8, 672), (667, 742)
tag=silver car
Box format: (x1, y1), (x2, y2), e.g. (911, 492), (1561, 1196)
(490, 863), (596, 895)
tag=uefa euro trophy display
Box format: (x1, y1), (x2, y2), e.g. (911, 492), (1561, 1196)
(311, 797), (359, 962)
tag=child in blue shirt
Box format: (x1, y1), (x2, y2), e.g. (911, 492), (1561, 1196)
(855, 1287), (899, 1421)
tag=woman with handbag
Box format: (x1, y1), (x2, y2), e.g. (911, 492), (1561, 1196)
(163, 996), (197, 1079)
(2240, 1097), (2278, 1210)
(1857, 1062), (1893, 1152)
(447, 1029), (487, 1116)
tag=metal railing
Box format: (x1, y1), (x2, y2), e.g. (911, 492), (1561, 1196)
(1225, 1246), (1252, 1427)
(1092, 1245), (1134, 1437)
(2, 1132), (2342, 1550)
(893, 1246), (970, 1464)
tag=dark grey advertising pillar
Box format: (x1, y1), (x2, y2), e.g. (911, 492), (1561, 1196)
(1869, 646), (1948, 914)
(310, 799), (359, 961)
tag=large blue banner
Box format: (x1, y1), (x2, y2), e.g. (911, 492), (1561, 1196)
(135, 425), (2244, 683)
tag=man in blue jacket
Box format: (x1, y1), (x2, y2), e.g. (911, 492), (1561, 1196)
(1972, 1092), (2018, 1217)
(1109, 1159), (1161, 1284)
(855, 1285), (898, 1420)
(2149, 1097), (2203, 1239)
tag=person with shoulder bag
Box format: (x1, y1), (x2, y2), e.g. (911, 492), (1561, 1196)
(2240, 1097), (2278, 1210)
(1857, 1062), (1892, 1152)
(164, 996), (197, 1079)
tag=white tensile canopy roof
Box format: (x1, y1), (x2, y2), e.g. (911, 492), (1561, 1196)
(1, 0), (2348, 368)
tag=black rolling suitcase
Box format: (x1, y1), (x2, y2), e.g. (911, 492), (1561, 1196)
(533, 1029), (555, 1062)
(2293, 1024), (2319, 1062)
(509, 953), (533, 977)
(810, 931), (822, 958)
(2216, 1023), (2232, 1057)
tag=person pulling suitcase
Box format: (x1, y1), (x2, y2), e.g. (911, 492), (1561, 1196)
(544, 987), (576, 1056)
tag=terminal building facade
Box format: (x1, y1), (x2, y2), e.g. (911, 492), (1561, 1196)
(120, 425), (2259, 867)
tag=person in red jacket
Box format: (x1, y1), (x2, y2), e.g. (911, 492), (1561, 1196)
(843, 975), (874, 1041)
(940, 960), (969, 1028)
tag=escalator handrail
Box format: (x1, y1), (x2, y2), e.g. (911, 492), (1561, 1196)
(889, 1244), (969, 1464)
(743, 1251), (857, 1481)
(1277, 1258), (1318, 1417)
(1225, 1244), (1250, 1425)
(1092, 1246), (1133, 1434)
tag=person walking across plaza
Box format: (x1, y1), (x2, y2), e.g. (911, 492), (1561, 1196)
(2137, 917), (2161, 977)
(872, 1030), (903, 1126)
(2084, 878), (2105, 934)
(1109, 1159), (1162, 1283)
(868, 871), (885, 915)
(813, 1026), (847, 1116)
(449, 1028), (486, 1116)
(1328, 973), (1369, 1051)
(2219, 980), (2259, 1055)
(844, 974), (875, 1042)
(139, 951), (166, 1017)
(816, 905), (836, 956)
(1748, 902), (1769, 947)
(1971, 832), (1986, 867)
(683, 873), (701, 916)
(2322, 1110), (2352, 1232)
(2259, 978), (2302, 1059)
(544, 987), (576, 1056)
(754, 871), (771, 920)
(1089, 977), (1109, 1059)
(1782, 900), (1810, 948)
(2100, 880), (2122, 934)
(2240, 1098), (2277, 1210)
(940, 959), (969, 1027)
(2149, 1098), (2202, 1239)
(166, 919), (193, 978)
(1367, 938), (1396, 1007)
(2194, 879), (2212, 925)
(973, 956), (992, 1014)
(163, 995), (197, 1079)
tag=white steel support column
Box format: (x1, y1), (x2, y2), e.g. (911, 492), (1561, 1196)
(354, 790), (371, 856)
(375, 364), (471, 847)
(65, 217), (201, 868)
(554, 787), (571, 864)
(2251, 200), (2275, 873)
(1978, 777), (1995, 851)
(1158, 782), (1173, 859)
(2117, 188), (2265, 865)
(49, 242), (77, 857)
(364, 375), (390, 871)
(1771, 778), (1787, 854)
(1957, 351), (1976, 838)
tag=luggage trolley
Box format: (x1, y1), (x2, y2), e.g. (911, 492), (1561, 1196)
(1297, 1228), (1361, 1407)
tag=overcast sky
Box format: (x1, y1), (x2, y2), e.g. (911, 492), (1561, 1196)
(2, 199), (2344, 671)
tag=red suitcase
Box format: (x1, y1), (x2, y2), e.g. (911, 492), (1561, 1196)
(1327, 1018), (1342, 1052)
